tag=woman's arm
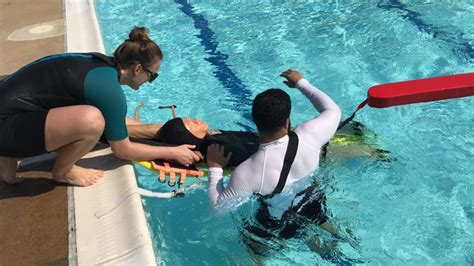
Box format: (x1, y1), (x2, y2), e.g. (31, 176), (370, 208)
(109, 137), (200, 166)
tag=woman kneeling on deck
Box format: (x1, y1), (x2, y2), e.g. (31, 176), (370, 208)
(0, 27), (200, 187)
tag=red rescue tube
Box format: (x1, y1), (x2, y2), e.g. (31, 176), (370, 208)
(367, 72), (474, 108)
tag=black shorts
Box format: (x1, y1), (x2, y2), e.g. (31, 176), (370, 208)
(0, 111), (49, 158)
(241, 186), (328, 256)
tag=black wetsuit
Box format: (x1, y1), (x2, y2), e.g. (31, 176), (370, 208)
(199, 130), (259, 166)
(0, 53), (128, 157)
(241, 184), (328, 256)
(129, 130), (260, 167)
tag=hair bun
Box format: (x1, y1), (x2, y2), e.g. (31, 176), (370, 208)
(128, 27), (150, 42)
(114, 26), (163, 68)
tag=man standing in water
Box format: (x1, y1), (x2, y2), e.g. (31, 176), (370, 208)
(206, 69), (343, 259)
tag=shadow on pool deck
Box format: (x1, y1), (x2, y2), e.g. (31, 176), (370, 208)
(0, 174), (68, 265)
(0, 0), (68, 264)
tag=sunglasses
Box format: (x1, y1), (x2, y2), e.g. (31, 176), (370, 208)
(143, 68), (159, 83)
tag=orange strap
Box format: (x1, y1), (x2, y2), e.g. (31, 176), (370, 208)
(169, 172), (176, 186)
(179, 172), (187, 184)
(151, 160), (204, 186)
(159, 170), (166, 183)
(164, 162), (171, 172)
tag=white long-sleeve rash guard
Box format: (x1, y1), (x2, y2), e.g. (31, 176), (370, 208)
(207, 79), (342, 212)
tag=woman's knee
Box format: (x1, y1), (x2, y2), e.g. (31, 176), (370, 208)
(78, 106), (105, 136)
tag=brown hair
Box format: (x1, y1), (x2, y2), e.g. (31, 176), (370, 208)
(113, 27), (163, 69)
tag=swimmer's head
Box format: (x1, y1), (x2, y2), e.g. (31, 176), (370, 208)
(158, 118), (209, 148)
(181, 118), (208, 139)
(252, 89), (291, 134)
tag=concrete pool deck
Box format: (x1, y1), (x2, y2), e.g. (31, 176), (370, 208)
(0, 0), (155, 264)
(0, 1), (67, 264)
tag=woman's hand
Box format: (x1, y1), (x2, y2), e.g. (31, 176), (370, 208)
(280, 69), (303, 88)
(206, 144), (232, 168)
(170, 144), (201, 166)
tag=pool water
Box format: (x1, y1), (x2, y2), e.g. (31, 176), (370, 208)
(95, 1), (474, 264)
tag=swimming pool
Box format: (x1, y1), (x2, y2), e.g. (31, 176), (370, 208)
(95, 1), (474, 264)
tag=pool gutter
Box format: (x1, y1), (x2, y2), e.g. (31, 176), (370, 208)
(64, 1), (156, 265)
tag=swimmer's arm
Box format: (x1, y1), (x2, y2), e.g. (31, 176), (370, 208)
(134, 102), (144, 121)
(127, 123), (163, 139)
(158, 105), (178, 118)
(109, 138), (199, 166)
(294, 79), (341, 146)
(125, 102), (145, 126)
(126, 116), (143, 125)
(171, 106), (177, 118)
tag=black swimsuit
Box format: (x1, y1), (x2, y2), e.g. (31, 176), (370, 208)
(0, 53), (128, 157)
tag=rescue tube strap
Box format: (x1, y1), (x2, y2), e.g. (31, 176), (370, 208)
(339, 73), (474, 130)
(338, 99), (368, 130)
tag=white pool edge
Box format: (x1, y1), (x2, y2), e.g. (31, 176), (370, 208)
(64, 0), (105, 53)
(64, 1), (156, 265)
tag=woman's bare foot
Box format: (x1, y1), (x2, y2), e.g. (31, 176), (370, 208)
(0, 157), (23, 184)
(53, 165), (105, 187)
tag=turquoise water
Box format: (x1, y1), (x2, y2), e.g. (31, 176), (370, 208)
(95, 1), (474, 264)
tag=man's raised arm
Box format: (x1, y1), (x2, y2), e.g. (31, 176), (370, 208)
(281, 69), (341, 147)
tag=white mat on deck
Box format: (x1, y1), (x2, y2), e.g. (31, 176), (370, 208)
(72, 148), (155, 265)
(64, 0), (156, 265)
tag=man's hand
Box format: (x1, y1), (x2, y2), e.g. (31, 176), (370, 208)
(280, 69), (303, 88)
(206, 144), (232, 168)
(170, 144), (201, 166)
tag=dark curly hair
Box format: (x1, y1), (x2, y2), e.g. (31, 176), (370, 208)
(252, 88), (291, 133)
